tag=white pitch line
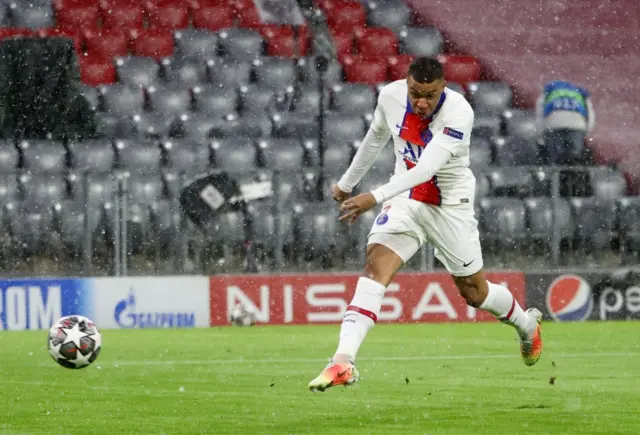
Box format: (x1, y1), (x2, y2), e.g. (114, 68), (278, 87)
(65, 351), (638, 368)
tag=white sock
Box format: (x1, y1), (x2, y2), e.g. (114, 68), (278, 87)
(334, 277), (386, 362)
(480, 281), (532, 339)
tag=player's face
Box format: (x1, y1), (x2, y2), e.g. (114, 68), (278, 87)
(407, 75), (446, 118)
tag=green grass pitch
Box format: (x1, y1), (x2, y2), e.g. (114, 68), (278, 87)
(1, 322), (639, 434)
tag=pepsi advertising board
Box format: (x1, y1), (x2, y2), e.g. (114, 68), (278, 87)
(527, 270), (640, 321)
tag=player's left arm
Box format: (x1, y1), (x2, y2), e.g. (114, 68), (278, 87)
(369, 105), (474, 204)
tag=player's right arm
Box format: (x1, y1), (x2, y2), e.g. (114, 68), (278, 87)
(336, 94), (392, 194)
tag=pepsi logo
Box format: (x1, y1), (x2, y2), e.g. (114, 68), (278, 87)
(546, 274), (593, 322)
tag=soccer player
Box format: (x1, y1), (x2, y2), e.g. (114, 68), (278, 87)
(308, 57), (543, 392)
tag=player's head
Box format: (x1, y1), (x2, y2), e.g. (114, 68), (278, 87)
(407, 57), (446, 118)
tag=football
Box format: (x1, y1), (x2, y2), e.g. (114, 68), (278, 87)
(229, 303), (257, 326)
(47, 315), (102, 369)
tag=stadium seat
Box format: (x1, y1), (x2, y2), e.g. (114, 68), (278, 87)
(99, 84), (145, 116)
(292, 84), (329, 115)
(437, 55), (482, 85)
(324, 0), (366, 32)
(145, 0), (189, 30)
(618, 197), (640, 254)
(173, 29), (219, 60)
(480, 197), (526, 248)
(258, 24), (309, 58)
(227, 113), (272, 138)
(472, 115), (502, 140)
(256, 138), (305, 171)
(35, 28), (82, 53)
(77, 173), (116, 206)
(115, 56), (161, 88)
(94, 113), (137, 139)
(114, 139), (163, 172)
(100, 1), (144, 30)
(355, 27), (398, 59)
(330, 29), (354, 59)
(8, 202), (56, 255)
(467, 81), (513, 115)
(331, 83), (376, 114)
(0, 4), (9, 26)
(18, 140), (68, 173)
(589, 167), (627, 199)
(295, 203), (341, 265)
(253, 57), (297, 90)
(146, 84), (193, 115)
(18, 173), (69, 207)
(322, 141), (355, 176)
(217, 28), (264, 59)
(524, 197), (573, 248)
(323, 113), (366, 143)
(79, 55), (116, 86)
(191, 4), (234, 32)
(83, 28), (129, 59)
(9, 2), (54, 29)
(67, 139), (116, 172)
(126, 173), (166, 204)
(132, 112), (176, 140)
(492, 135), (538, 166)
(175, 113), (269, 140)
(210, 210), (246, 251)
(387, 54), (414, 81)
(234, 0), (262, 28)
(55, 1), (99, 30)
(365, 0), (411, 30)
(192, 85), (237, 115)
(297, 57), (343, 84)
(161, 139), (211, 172)
(129, 28), (175, 59)
(475, 173), (490, 199)
(468, 137), (492, 173)
(270, 112), (318, 139)
(238, 85), (277, 114)
(172, 113), (220, 141)
(0, 143), (19, 172)
(570, 198), (618, 252)
(208, 59), (252, 87)
(246, 201), (282, 260)
(342, 55), (387, 84)
(210, 138), (258, 171)
(159, 57), (208, 86)
(487, 167), (533, 197)
(0, 173), (19, 204)
(398, 27), (443, 57)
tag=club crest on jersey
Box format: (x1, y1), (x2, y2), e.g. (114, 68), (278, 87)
(376, 213), (389, 225)
(443, 127), (464, 140)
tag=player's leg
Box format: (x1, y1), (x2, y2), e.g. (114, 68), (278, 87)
(422, 204), (543, 366)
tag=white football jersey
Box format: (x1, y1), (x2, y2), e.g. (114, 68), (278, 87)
(372, 79), (476, 206)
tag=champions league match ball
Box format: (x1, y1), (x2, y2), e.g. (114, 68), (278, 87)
(229, 303), (257, 327)
(47, 315), (102, 369)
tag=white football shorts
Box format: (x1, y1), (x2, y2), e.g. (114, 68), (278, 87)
(367, 196), (484, 276)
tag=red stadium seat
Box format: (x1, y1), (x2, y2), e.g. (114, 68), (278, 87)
(437, 54), (482, 85)
(83, 28), (128, 59)
(55, 2), (99, 30)
(100, 1), (144, 30)
(259, 25), (309, 58)
(342, 54), (388, 84)
(192, 4), (234, 31)
(53, 0), (99, 10)
(36, 28), (83, 53)
(236, 0), (263, 29)
(324, 1), (366, 32)
(129, 28), (175, 59)
(387, 54), (414, 81)
(79, 55), (116, 86)
(355, 27), (398, 59)
(0, 28), (34, 39)
(145, 0), (190, 30)
(331, 29), (354, 59)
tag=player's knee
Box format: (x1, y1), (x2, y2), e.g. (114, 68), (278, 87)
(363, 259), (389, 286)
(454, 276), (484, 307)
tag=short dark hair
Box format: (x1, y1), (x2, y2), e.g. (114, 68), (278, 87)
(408, 57), (444, 83)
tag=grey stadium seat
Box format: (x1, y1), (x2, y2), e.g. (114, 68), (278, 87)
(479, 197), (526, 248)
(297, 57), (343, 84)
(161, 139), (211, 173)
(361, 139), (395, 176)
(160, 57), (208, 86)
(475, 174), (490, 199)
(253, 57), (296, 90)
(0, 3), (9, 26)
(0, 174), (19, 203)
(174, 29), (219, 60)
(524, 197), (573, 246)
(220, 113), (271, 138)
(217, 28), (264, 59)
(146, 84), (192, 114)
(618, 197), (640, 253)
(256, 138), (304, 171)
(472, 115), (502, 140)
(18, 173), (69, 205)
(75, 173), (116, 207)
(467, 81), (513, 115)
(399, 27), (443, 57)
(171, 113), (224, 141)
(18, 140), (68, 172)
(76, 83), (99, 112)
(323, 114), (366, 143)
(292, 84), (329, 115)
(469, 137), (492, 173)
(67, 139), (116, 173)
(238, 85), (277, 115)
(127, 173), (166, 204)
(589, 167), (627, 199)
(322, 142), (356, 176)
(9, 2), (54, 28)
(492, 135), (538, 167)
(246, 202), (281, 257)
(502, 109), (538, 137)
(0, 143), (19, 172)
(8, 202), (56, 255)
(571, 198), (617, 252)
(114, 140), (163, 172)
(132, 112), (176, 140)
(331, 83), (376, 114)
(115, 56), (160, 88)
(295, 203), (342, 264)
(487, 167), (533, 197)
(99, 84), (145, 116)
(271, 112), (318, 139)
(53, 199), (104, 253)
(210, 139), (258, 171)
(207, 59), (252, 87)
(192, 85), (237, 115)
(94, 113), (137, 139)
(209, 210), (246, 250)
(302, 138), (321, 167)
(366, 0), (412, 31)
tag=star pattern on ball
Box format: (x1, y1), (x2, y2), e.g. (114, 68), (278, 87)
(61, 322), (89, 348)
